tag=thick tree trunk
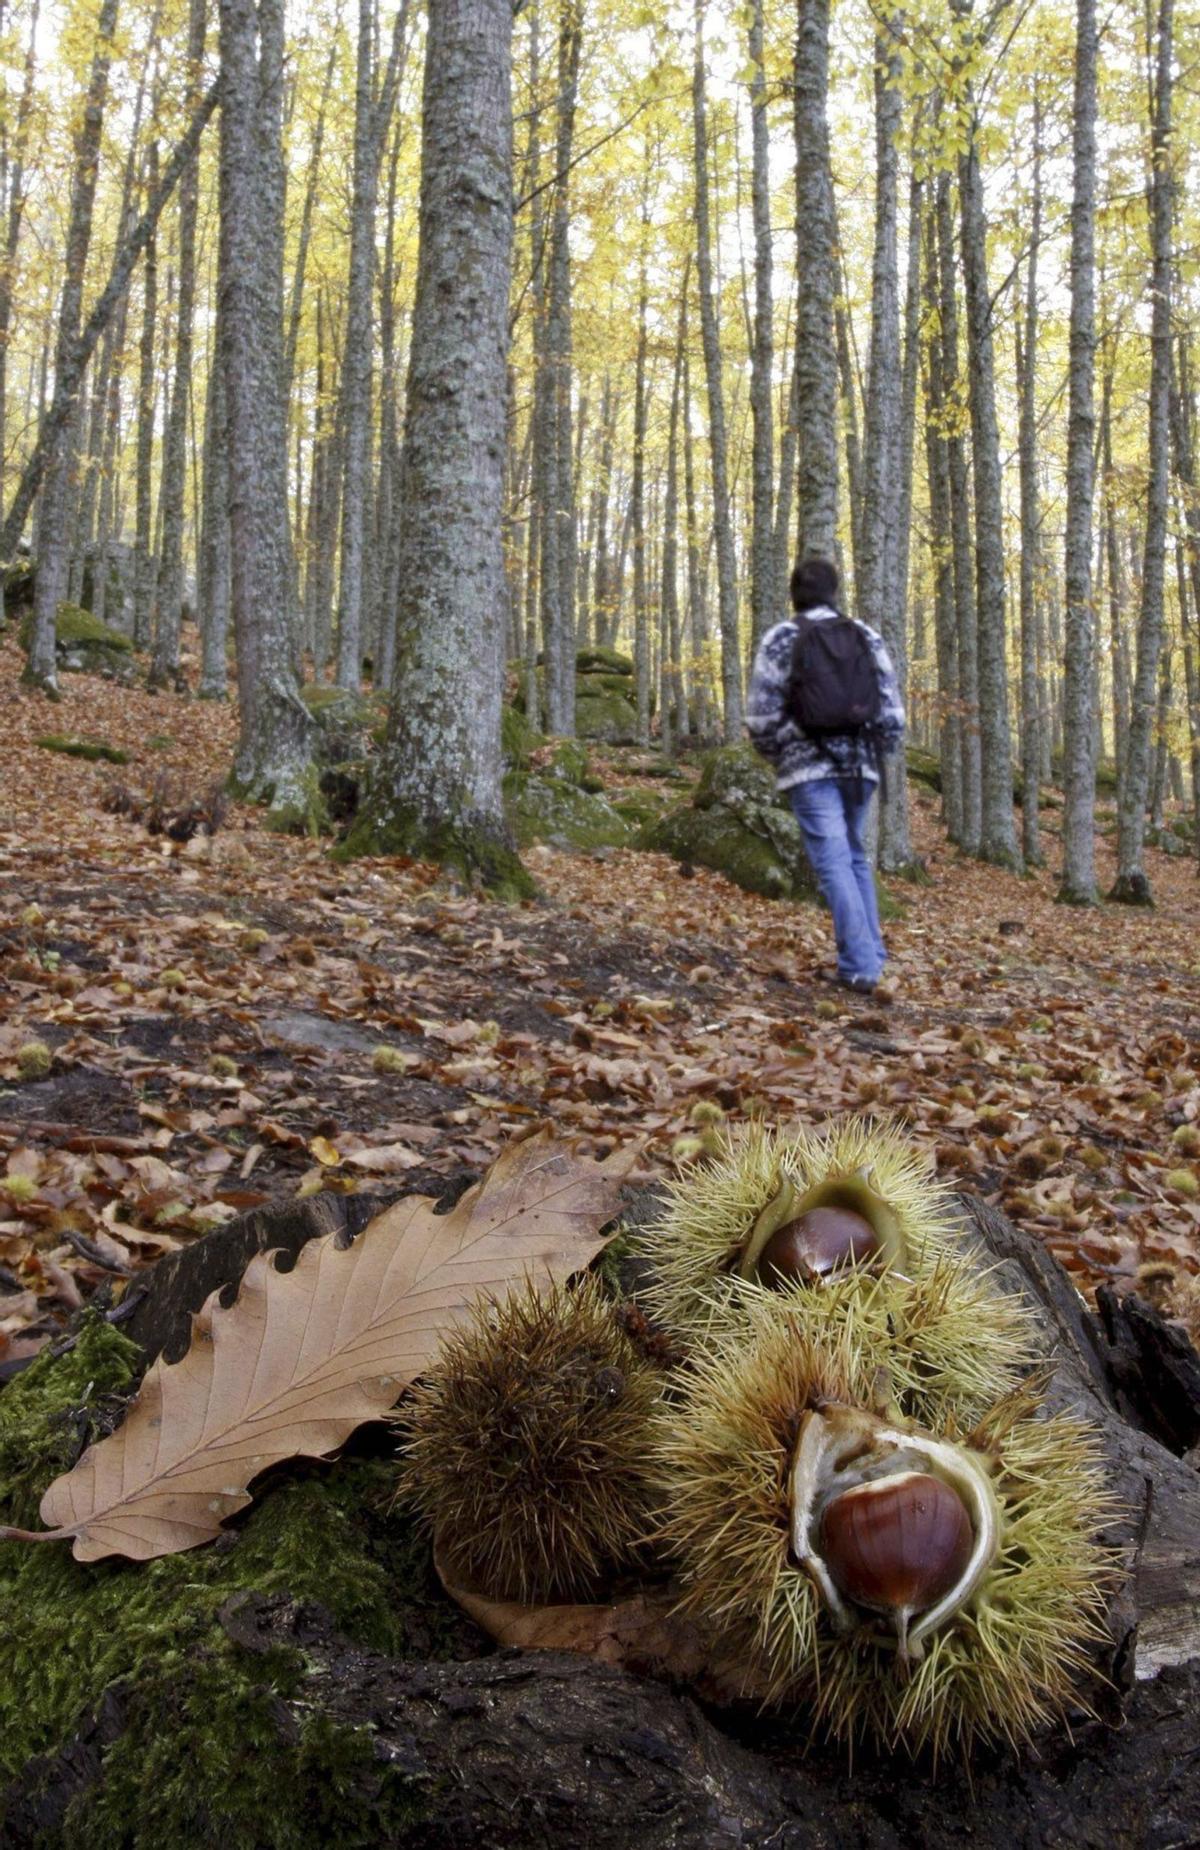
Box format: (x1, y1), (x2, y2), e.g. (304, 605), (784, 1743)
(219, 0), (316, 819)
(746, 0), (774, 654)
(692, 0), (742, 741)
(1112, 0), (1174, 903)
(23, 0), (120, 693)
(956, 62), (1019, 869)
(1059, 0), (1099, 903)
(149, 0), (206, 693)
(792, 0), (838, 560)
(343, 0), (528, 894)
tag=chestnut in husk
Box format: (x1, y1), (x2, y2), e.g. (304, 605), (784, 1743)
(758, 1206), (879, 1285)
(819, 1471), (974, 1620)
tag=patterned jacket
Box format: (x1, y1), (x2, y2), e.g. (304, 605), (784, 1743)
(745, 605), (905, 791)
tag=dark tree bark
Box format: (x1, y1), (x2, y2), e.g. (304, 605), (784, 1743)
(344, 0), (527, 893)
(1059, 0), (1100, 904)
(792, 0), (838, 558)
(955, 27), (1020, 869)
(219, 0), (316, 817)
(692, 0), (742, 741)
(1112, 0), (1174, 904)
(23, 0), (120, 693)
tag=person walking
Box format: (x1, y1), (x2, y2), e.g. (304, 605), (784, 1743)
(746, 556), (904, 995)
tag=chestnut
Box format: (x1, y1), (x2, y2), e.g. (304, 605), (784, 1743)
(819, 1470), (974, 1619)
(758, 1206), (879, 1285)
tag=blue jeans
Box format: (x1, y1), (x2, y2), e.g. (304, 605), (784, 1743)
(788, 777), (886, 984)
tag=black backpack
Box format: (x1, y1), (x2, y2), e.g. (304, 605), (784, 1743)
(785, 608), (883, 738)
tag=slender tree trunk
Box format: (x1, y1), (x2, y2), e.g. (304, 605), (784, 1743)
(150, 0), (206, 691)
(792, 0), (838, 558)
(773, 278), (801, 602)
(663, 290), (686, 746)
(219, 0), (315, 816)
(1059, 0), (1100, 902)
(632, 232), (650, 748)
(198, 299), (231, 699)
(1016, 104), (1044, 871)
(937, 171), (980, 851)
(746, 0), (774, 653)
(833, 242), (863, 593)
(682, 324), (711, 739)
(922, 189), (962, 842)
(861, 24), (912, 871)
(1112, 0), (1174, 900)
(955, 32), (1019, 868)
(24, 0), (120, 691)
(693, 0), (742, 740)
(344, 0), (526, 892)
(0, 0), (39, 516)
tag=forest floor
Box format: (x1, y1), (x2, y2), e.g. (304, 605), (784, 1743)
(2, 634), (1198, 1366)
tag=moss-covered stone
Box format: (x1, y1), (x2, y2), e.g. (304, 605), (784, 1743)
(19, 602), (135, 683)
(543, 738), (591, 786)
(637, 801), (814, 900)
(575, 690), (638, 746)
(504, 770), (632, 852)
(501, 702), (542, 771)
(575, 645), (633, 676)
(35, 734), (130, 765)
(693, 741), (782, 813)
(576, 671), (640, 702)
(905, 745), (942, 792)
(609, 788), (673, 831)
(2, 554), (36, 617)
(336, 797), (535, 898)
(0, 1319), (468, 1846)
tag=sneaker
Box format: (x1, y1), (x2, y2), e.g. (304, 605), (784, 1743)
(817, 966), (876, 996)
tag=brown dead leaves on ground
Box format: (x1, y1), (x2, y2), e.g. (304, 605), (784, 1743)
(0, 635), (1197, 1362)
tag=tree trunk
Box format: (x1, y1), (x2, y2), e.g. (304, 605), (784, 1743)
(149, 0), (206, 693)
(956, 40), (1019, 869)
(1016, 105), (1044, 873)
(937, 171), (980, 851)
(692, 0), (742, 741)
(0, 0), (39, 516)
(922, 189), (962, 843)
(746, 0), (774, 653)
(682, 323), (711, 739)
(1112, 0), (1174, 903)
(773, 278), (800, 603)
(24, 0), (120, 693)
(832, 242), (863, 595)
(1059, 0), (1099, 903)
(632, 231), (651, 750)
(198, 294), (230, 700)
(219, 0), (316, 819)
(662, 299), (686, 748)
(343, 0), (528, 894)
(792, 0), (838, 559)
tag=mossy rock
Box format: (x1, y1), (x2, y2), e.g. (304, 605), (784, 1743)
(2, 555), (35, 617)
(905, 745), (942, 792)
(637, 801), (815, 901)
(19, 602), (135, 681)
(1147, 826), (1190, 857)
(504, 770), (632, 852)
(501, 702), (542, 772)
(575, 646), (633, 676)
(0, 1314), (474, 1847)
(576, 670), (641, 702)
(694, 742), (785, 814)
(35, 734), (129, 766)
(543, 738), (591, 787)
(575, 690), (638, 747)
(610, 788), (673, 831)
(300, 685), (387, 762)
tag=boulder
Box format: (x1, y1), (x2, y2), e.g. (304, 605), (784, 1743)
(504, 770), (632, 852)
(575, 646), (633, 676)
(639, 743), (815, 901)
(575, 689), (638, 746)
(19, 603), (135, 682)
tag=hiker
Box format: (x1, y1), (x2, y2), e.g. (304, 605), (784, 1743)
(746, 556), (904, 996)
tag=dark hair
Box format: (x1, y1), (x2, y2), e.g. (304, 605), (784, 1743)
(789, 556), (839, 612)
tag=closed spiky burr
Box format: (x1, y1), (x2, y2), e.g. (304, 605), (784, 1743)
(633, 1116), (1035, 1419)
(397, 1277), (663, 1605)
(652, 1304), (1116, 1760)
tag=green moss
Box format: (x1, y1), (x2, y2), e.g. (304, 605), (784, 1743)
(0, 1329), (467, 1845)
(504, 770), (632, 852)
(501, 702), (542, 771)
(575, 690), (637, 745)
(637, 802), (815, 901)
(544, 738), (591, 787)
(610, 788), (672, 830)
(575, 645), (633, 676)
(337, 798), (535, 899)
(19, 602), (133, 654)
(576, 670), (640, 701)
(35, 733), (130, 765)
(694, 742), (781, 812)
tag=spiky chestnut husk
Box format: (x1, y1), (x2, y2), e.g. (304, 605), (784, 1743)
(396, 1277), (663, 1605)
(652, 1305), (1115, 1760)
(634, 1117), (1035, 1419)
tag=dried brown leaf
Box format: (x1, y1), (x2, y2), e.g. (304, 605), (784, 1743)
(6, 1127), (636, 1563)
